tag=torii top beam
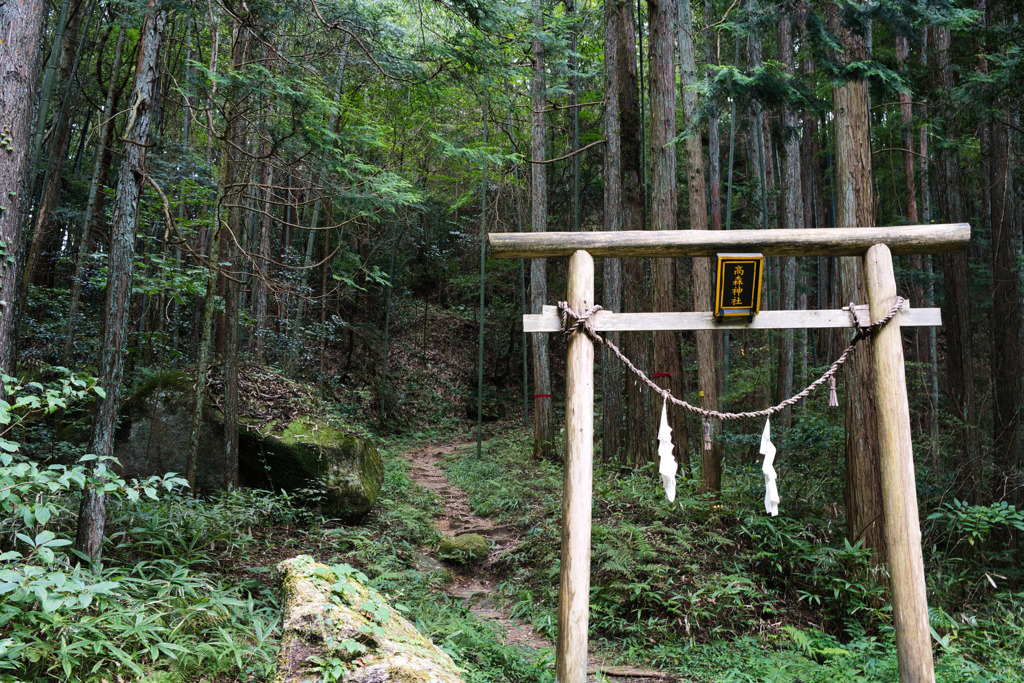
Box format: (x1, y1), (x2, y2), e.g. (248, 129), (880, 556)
(487, 223), (970, 259)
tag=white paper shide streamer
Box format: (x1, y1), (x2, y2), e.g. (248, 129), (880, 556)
(760, 417), (780, 516)
(657, 401), (677, 502)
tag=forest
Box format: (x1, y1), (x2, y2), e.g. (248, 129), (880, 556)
(0, 0), (1021, 680)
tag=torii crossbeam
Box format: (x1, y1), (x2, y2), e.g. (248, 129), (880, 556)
(488, 223), (970, 683)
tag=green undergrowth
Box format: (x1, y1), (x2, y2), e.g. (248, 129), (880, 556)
(440, 427), (1024, 682)
(1, 367), (556, 682)
(1, 433), (557, 682)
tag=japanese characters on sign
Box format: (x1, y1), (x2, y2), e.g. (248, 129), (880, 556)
(714, 253), (764, 320)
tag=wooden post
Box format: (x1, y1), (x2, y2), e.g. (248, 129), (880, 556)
(864, 243), (936, 683)
(556, 250), (595, 683)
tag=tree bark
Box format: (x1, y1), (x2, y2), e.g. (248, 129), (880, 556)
(829, 1), (885, 562)
(649, 0), (687, 467)
(0, 0), (47, 372)
(63, 25), (126, 367)
(187, 4), (228, 489)
(222, 17), (256, 491)
(618, 0), (653, 467)
(679, 0), (717, 487)
(29, 0), (72, 169)
(530, 0), (554, 460)
(75, 0), (166, 563)
(775, 3), (802, 429)
(706, 0), (725, 415)
(24, 0), (93, 291)
(704, 0), (721, 234)
(896, 33), (929, 416)
(252, 64), (275, 364)
(990, 108), (1021, 505)
(932, 25), (981, 502)
(601, 0), (624, 462)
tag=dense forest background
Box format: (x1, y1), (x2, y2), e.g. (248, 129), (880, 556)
(0, 0), (1022, 680)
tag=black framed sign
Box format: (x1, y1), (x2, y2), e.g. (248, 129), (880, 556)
(714, 253), (764, 320)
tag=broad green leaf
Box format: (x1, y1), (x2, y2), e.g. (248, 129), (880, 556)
(34, 506), (51, 526)
(34, 530), (55, 546)
(39, 593), (63, 612)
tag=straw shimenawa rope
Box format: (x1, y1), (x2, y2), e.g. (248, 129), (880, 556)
(557, 297), (905, 423)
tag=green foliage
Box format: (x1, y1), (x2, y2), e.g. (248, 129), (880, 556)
(441, 426), (1024, 682)
(923, 499), (1024, 605)
(927, 499), (1024, 548)
(0, 372), (294, 682)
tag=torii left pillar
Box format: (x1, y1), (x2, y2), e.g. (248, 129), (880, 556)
(557, 250), (594, 683)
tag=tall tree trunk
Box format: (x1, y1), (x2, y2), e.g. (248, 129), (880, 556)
(775, 2), (802, 429)
(530, 0), (554, 460)
(568, 0), (580, 232)
(919, 120), (940, 462)
(829, 2), (885, 562)
(187, 4), (227, 489)
(982, 0), (1021, 505)
(601, 0), (624, 461)
(679, 0), (718, 488)
(63, 25), (126, 366)
(75, 0), (166, 563)
(252, 89), (275, 364)
(931, 25), (981, 502)
(29, 0), (72, 169)
(24, 0), (94, 291)
(252, 165), (273, 364)
(649, 0), (686, 467)
(989, 110), (1021, 504)
(704, 0), (721, 233)
(221, 16), (255, 491)
(619, 0), (653, 467)
(705, 0), (725, 412)
(896, 33), (929, 420)
(0, 0), (47, 372)
(188, 223), (221, 488)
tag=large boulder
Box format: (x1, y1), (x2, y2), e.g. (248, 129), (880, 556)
(113, 372), (383, 522)
(239, 418), (383, 523)
(276, 555), (465, 683)
(113, 372), (227, 492)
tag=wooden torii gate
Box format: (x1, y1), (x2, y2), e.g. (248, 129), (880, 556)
(488, 223), (971, 683)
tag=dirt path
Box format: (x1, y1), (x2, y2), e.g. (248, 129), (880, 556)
(402, 442), (675, 683)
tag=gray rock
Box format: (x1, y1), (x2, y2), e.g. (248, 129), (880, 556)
(276, 556), (465, 683)
(239, 417), (384, 523)
(113, 372), (225, 491)
(113, 372), (383, 522)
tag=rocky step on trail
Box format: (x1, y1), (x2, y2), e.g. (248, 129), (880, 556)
(402, 442), (677, 683)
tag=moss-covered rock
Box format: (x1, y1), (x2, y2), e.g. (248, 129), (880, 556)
(239, 417), (383, 523)
(276, 555), (465, 683)
(114, 372), (383, 521)
(437, 534), (489, 564)
(112, 371), (226, 491)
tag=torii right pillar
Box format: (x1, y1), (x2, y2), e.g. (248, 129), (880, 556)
(864, 243), (935, 682)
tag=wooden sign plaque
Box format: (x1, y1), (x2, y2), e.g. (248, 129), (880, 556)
(715, 253), (764, 320)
